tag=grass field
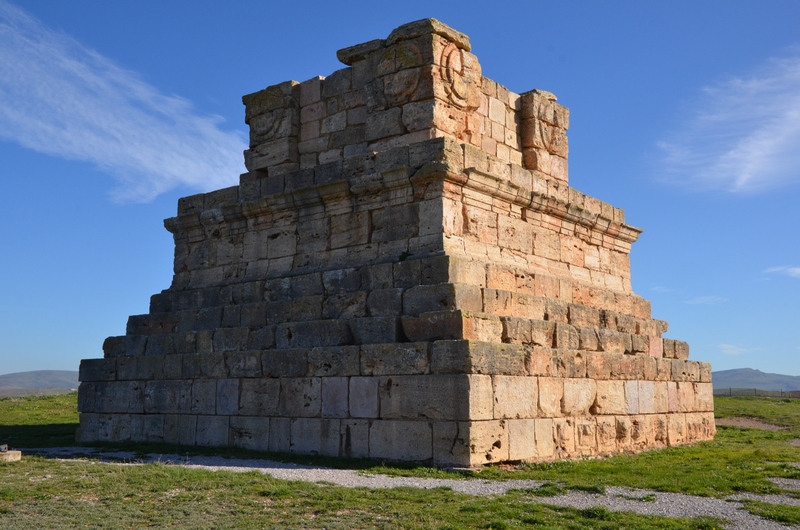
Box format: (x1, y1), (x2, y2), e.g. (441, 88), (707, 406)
(1, 393), (799, 528)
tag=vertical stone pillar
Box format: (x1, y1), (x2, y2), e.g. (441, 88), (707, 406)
(519, 89), (570, 182)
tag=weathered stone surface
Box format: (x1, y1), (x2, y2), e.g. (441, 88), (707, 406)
(78, 18), (713, 467)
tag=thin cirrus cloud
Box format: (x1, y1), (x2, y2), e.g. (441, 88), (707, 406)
(765, 266), (800, 278)
(0, 1), (245, 202)
(657, 48), (800, 194)
(719, 344), (750, 356)
(683, 295), (725, 305)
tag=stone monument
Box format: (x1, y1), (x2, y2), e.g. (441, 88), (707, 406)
(77, 19), (715, 467)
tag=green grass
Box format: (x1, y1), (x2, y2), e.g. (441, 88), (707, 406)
(740, 500), (800, 525)
(3, 393), (800, 527)
(0, 393), (79, 447)
(0, 456), (723, 529)
(714, 395), (800, 427)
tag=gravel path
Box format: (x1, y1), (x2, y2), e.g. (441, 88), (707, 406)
(25, 447), (800, 529)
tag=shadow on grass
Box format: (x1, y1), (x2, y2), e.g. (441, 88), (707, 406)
(0, 423), (79, 448)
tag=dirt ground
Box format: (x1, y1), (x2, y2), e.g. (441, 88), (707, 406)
(714, 417), (786, 431)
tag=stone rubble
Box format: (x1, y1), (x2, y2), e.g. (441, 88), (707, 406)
(77, 18), (715, 467)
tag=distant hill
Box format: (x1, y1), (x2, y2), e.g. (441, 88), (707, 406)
(712, 368), (800, 391)
(0, 370), (79, 398)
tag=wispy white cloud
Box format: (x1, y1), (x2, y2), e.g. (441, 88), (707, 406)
(684, 295), (725, 305)
(765, 266), (800, 278)
(650, 285), (671, 293)
(0, 1), (245, 202)
(657, 47), (800, 194)
(719, 343), (750, 356)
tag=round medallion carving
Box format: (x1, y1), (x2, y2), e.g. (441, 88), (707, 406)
(440, 42), (474, 109)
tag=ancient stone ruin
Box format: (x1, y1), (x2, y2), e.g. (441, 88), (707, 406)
(77, 19), (715, 467)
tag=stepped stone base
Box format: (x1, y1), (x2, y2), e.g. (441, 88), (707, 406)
(77, 19), (714, 467)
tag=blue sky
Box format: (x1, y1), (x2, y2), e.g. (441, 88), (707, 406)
(1, 1), (799, 377)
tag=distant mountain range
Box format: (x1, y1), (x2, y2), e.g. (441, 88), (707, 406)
(0, 370), (79, 398)
(712, 368), (800, 391)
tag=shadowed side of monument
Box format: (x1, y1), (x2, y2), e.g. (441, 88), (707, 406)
(77, 19), (715, 467)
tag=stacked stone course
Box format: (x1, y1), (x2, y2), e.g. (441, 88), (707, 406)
(77, 19), (715, 467)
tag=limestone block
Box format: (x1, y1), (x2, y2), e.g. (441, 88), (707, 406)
(77, 383), (97, 413)
(534, 418), (555, 458)
(290, 418), (326, 455)
(597, 329), (626, 355)
(512, 293), (545, 320)
(463, 313), (504, 342)
(230, 416), (270, 451)
(403, 284), (482, 315)
(668, 381), (679, 413)
(562, 379), (596, 416)
(213, 328), (249, 353)
(507, 419), (537, 461)
(592, 380), (626, 415)
(614, 416), (632, 449)
(629, 415), (649, 448)
(239, 378), (280, 416)
(578, 327), (600, 352)
(191, 380), (217, 415)
(79, 359), (117, 382)
(638, 381), (655, 414)
(143, 381), (190, 414)
(624, 380), (639, 414)
(667, 413), (686, 445)
(677, 381), (696, 413)
(275, 320), (353, 349)
(596, 416), (617, 453)
(262, 349), (309, 378)
(378, 374), (492, 420)
(278, 378), (321, 417)
(269, 417), (291, 453)
(370, 420), (432, 461)
(349, 377), (379, 418)
(322, 292), (367, 320)
(699, 362), (712, 383)
(350, 316), (401, 344)
(493, 376), (538, 419)
(163, 355), (183, 379)
(196, 415), (230, 447)
(433, 420), (508, 467)
(538, 377), (563, 417)
(553, 418), (575, 457)
(544, 300), (569, 323)
(361, 342), (430, 375)
(695, 383), (714, 412)
(102, 336), (126, 358)
(430, 340), (527, 376)
(402, 311), (463, 342)
(340, 419), (370, 458)
(554, 324), (579, 350)
(308, 346), (360, 377)
(653, 382), (669, 414)
(662, 338), (677, 359)
(322, 377), (349, 418)
(366, 288), (403, 317)
(225, 351), (261, 378)
(585, 352), (611, 379)
(216, 379), (240, 416)
(483, 288), (513, 316)
(198, 353), (228, 378)
(674, 339), (693, 361)
(575, 418), (597, 455)
(178, 414), (197, 446)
